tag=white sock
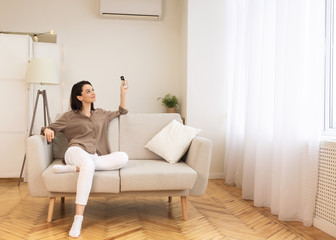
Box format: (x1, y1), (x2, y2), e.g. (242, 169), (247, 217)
(52, 164), (76, 173)
(69, 215), (83, 238)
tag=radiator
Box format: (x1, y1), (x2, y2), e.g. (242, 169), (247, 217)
(314, 141), (336, 237)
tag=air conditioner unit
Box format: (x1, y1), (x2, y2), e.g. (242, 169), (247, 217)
(100, 0), (162, 20)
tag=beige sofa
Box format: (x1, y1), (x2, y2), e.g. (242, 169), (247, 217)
(26, 113), (212, 222)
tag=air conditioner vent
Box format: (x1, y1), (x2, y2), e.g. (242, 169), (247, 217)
(100, 0), (162, 20)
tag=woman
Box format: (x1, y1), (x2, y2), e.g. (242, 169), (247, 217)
(41, 79), (129, 238)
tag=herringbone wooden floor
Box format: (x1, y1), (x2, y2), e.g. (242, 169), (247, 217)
(0, 179), (334, 240)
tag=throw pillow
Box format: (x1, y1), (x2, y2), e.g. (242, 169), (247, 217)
(52, 113), (68, 159)
(144, 119), (201, 163)
(53, 132), (68, 159)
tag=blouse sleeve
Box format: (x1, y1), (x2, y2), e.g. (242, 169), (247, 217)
(40, 112), (69, 135)
(105, 106), (128, 122)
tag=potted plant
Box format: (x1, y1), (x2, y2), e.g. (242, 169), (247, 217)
(157, 94), (179, 113)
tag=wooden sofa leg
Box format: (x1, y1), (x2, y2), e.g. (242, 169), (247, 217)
(181, 196), (187, 221)
(168, 196), (172, 203)
(61, 197), (65, 204)
(47, 197), (56, 223)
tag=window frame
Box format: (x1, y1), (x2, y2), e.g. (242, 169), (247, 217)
(324, 0), (336, 135)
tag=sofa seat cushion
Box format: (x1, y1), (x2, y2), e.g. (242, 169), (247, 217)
(120, 160), (197, 192)
(42, 160), (120, 193)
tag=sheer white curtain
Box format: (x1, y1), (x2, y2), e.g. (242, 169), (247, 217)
(224, 0), (325, 225)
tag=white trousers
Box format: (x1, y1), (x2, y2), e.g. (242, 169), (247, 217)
(64, 146), (128, 205)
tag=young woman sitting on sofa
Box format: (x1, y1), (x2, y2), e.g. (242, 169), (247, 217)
(41, 79), (129, 238)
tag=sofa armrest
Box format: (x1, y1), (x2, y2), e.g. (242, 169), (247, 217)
(186, 136), (212, 196)
(26, 135), (53, 197)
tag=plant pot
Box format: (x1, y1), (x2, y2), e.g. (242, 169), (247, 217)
(166, 108), (177, 113)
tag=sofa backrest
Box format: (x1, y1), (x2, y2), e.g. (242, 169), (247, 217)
(107, 117), (119, 152)
(119, 113), (182, 160)
(52, 113), (182, 160)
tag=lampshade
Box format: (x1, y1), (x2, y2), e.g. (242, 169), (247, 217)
(26, 58), (59, 84)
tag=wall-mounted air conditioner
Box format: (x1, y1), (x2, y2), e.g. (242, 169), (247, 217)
(100, 0), (162, 20)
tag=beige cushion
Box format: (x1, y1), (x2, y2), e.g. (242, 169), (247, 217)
(120, 160), (197, 191)
(52, 132), (68, 159)
(52, 113), (68, 159)
(144, 119), (201, 163)
(119, 114), (182, 160)
(42, 160), (120, 193)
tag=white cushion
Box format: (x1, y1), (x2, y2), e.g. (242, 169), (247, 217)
(144, 119), (201, 163)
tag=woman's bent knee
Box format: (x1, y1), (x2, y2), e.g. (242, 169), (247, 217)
(80, 159), (95, 174)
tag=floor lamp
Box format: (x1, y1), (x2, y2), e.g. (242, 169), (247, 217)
(18, 58), (59, 186)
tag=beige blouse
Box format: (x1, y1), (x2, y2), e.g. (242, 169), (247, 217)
(41, 106), (128, 155)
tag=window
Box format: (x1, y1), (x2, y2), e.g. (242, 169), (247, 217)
(325, 0), (336, 131)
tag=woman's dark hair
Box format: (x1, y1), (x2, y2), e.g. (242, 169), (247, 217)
(70, 80), (95, 111)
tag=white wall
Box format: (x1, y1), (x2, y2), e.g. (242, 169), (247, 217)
(187, 0), (226, 178)
(179, 0), (188, 119)
(0, 0), (228, 178)
(0, 0), (183, 114)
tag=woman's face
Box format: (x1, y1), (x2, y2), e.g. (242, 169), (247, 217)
(77, 84), (96, 104)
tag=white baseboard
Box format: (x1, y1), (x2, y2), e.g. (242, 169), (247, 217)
(209, 172), (225, 179)
(313, 216), (336, 238)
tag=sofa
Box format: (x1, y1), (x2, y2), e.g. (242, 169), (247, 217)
(26, 113), (212, 222)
